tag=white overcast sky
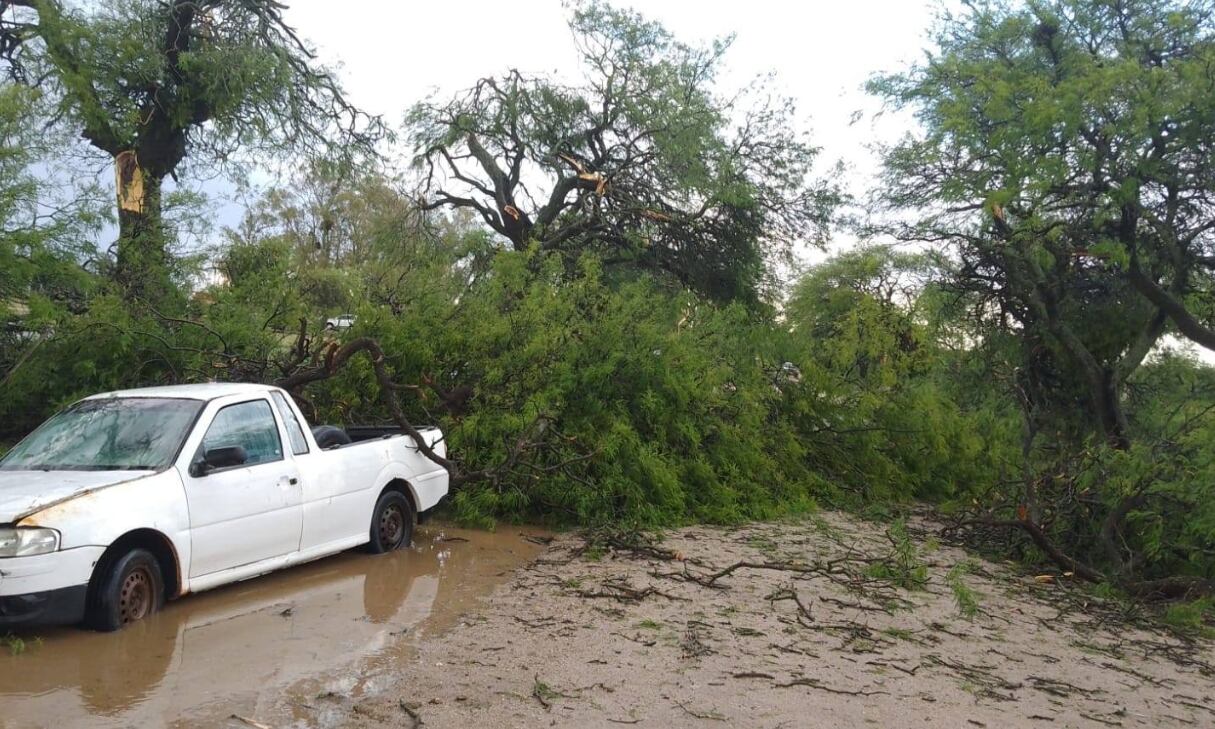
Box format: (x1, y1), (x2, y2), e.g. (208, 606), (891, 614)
(231, 0), (941, 234)
(281, 0), (937, 165)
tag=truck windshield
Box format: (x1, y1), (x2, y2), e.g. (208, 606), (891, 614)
(0, 398), (203, 472)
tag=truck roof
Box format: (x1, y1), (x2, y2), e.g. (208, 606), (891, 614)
(85, 383), (281, 401)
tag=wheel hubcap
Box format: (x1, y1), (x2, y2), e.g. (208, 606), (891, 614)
(379, 504), (405, 547)
(119, 566), (153, 624)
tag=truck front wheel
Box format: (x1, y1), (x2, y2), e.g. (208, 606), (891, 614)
(87, 548), (165, 631)
(368, 491), (415, 553)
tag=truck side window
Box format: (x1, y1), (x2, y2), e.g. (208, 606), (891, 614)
(270, 391), (309, 456)
(201, 400), (283, 466)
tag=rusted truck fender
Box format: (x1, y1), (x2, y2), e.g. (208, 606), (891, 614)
(17, 471), (191, 554)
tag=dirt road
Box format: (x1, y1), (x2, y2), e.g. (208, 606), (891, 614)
(3, 513), (1211, 729)
(335, 513), (1214, 729)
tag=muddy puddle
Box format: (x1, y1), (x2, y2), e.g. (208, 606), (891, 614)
(0, 525), (546, 729)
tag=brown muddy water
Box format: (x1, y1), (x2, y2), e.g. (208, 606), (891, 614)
(0, 525), (546, 729)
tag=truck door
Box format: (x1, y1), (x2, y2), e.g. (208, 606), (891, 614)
(183, 398), (304, 577)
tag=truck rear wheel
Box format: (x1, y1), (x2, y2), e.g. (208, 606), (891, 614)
(368, 491), (415, 553)
(87, 548), (165, 631)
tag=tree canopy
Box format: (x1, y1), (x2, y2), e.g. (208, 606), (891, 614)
(408, 1), (838, 305)
(870, 0), (1215, 448)
(0, 0), (383, 300)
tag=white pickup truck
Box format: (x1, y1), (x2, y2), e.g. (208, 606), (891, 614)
(0, 383), (448, 631)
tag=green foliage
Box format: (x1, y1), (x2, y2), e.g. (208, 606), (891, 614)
(882, 627), (915, 641)
(0, 151), (1010, 533)
(2, 634), (23, 655)
(0, 82), (106, 396)
(865, 521), (929, 591)
(946, 561), (981, 619)
(869, 0), (1215, 593)
(0, 84), (103, 303)
(0, 3), (990, 538)
(1, 633), (40, 655)
(316, 245), (826, 527)
(870, 0), (1215, 447)
(786, 245), (1014, 505)
(8, 0), (379, 171)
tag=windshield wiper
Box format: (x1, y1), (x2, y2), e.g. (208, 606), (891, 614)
(82, 464), (155, 471)
(10, 464), (157, 472)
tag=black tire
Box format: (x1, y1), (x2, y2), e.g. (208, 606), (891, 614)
(312, 424), (351, 449)
(86, 548), (165, 632)
(367, 490), (415, 554)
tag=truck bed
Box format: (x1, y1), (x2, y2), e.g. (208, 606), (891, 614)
(320, 425), (445, 450)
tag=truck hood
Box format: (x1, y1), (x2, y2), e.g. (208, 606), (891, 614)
(0, 470), (155, 523)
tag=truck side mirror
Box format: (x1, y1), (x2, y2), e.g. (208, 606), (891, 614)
(195, 445), (248, 476)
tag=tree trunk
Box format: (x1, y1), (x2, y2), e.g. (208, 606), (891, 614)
(1047, 319), (1131, 450)
(113, 153), (170, 302)
(1098, 368), (1131, 450)
(1074, 365), (1132, 450)
(1019, 410), (1041, 523)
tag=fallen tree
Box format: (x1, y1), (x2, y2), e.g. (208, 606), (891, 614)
(272, 326), (588, 491)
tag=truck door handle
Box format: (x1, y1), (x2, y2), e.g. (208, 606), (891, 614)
(289, 477), (299, 485)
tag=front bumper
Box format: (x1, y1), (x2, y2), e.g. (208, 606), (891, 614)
(0, 584), (87, 628)
(0, 546), (103, 628)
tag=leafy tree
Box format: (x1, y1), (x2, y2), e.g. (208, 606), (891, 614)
(0, 83), (104, 386)
(788, 245), (931, 380)
(0, 0), (382, 300)
(870, 0), (1215, 450)
(872, 0), (1215, 595)
(227, 160), (427, 270)
(408, 1), (838, 305)
(786, 247), (1012, 504)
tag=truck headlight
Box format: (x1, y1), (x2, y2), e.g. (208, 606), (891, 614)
(0, 527), (60, 557)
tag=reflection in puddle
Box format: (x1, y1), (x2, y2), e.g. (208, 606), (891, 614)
(0, 525), (545, 729)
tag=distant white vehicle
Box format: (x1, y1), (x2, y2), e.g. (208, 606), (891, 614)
(2, 320), (41, 344)
(0, 383), (449, 631)
(324, 314), (356, 330)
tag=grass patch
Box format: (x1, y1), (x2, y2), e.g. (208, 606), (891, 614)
(1162, 598), (1214, 638)
(531, 675), (569, 708)
(946, 560), (980, 618)
(746, 534), (779, 557)
(808, 513), (844, 541)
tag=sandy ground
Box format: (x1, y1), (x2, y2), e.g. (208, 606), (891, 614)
(326, 512), (1215, 729)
